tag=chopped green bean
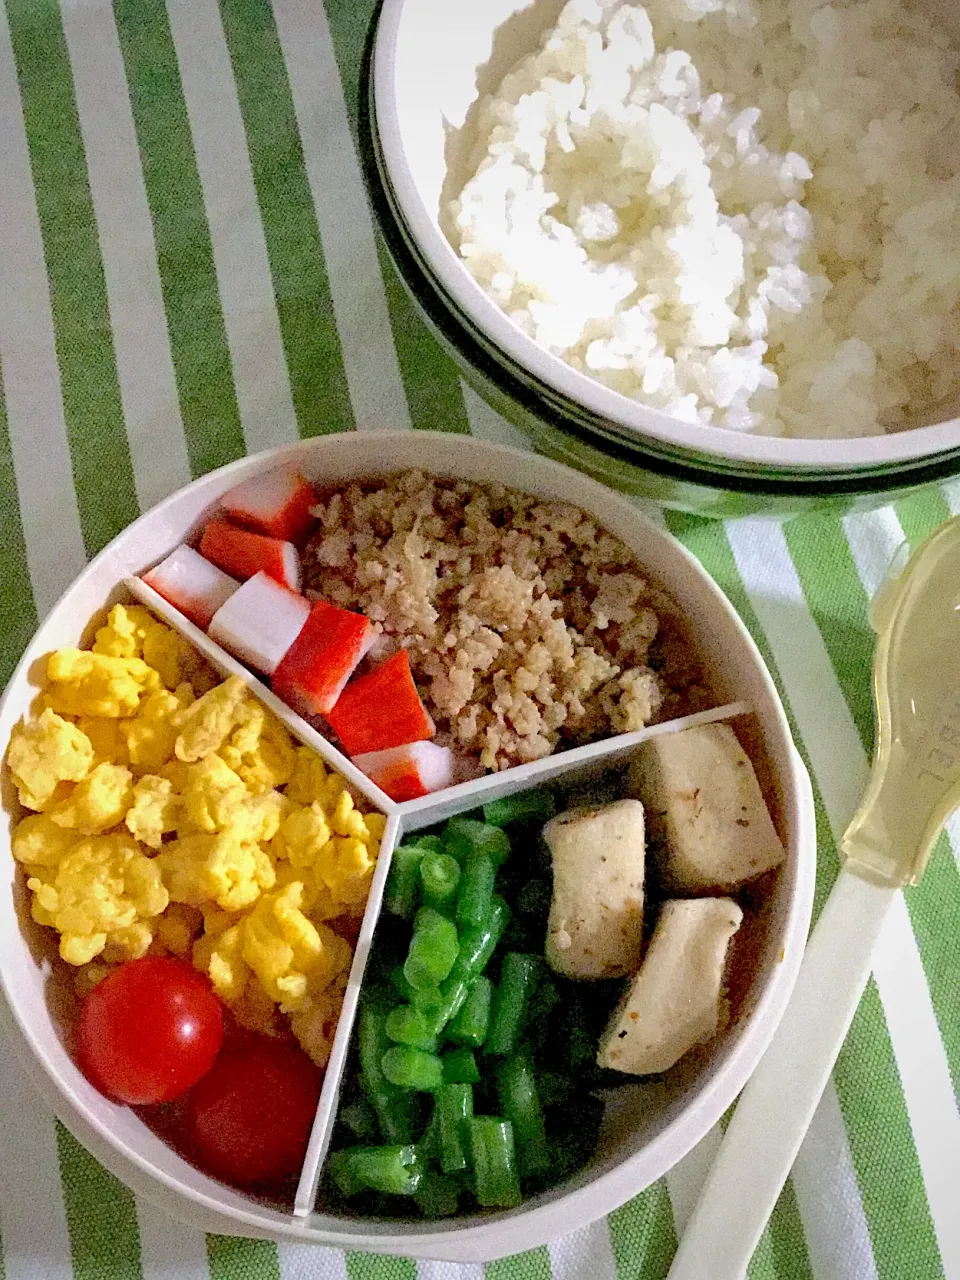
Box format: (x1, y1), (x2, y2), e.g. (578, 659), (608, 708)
(469, 1118), (522, 1208)
(441, 1047), (481, 1084)
(437, 1082), (474, 1174)
(389, 965), (442, 1011)
(329, 1150), (365, 1198)
(344, 1144), (423, 1196)
(340, 1100), (378, 1143)
(485, 953), (542, 1057)
(382, 1045), (444, 1092)
(447, 975), (493, 1048)
(420, 852), (461, 911)
(431, 895), (510, 1032)
(404, 907), (460, 990)
(496, 1054), (550, 1179)
(483, 790), (556, 827)
(443, 819), (511, 868)
(384, 844), (427, 919)
(414, 1168), (460, 1218)
(357, 1002), (421, 1141)
(385, 1005), (438, 1051)
(455, 852), (495, 931)
(418, 1101), (440, 1161)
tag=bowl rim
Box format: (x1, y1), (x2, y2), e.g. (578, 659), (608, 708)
(371, 0), (960, 475)
(0, 432), (817, 1258)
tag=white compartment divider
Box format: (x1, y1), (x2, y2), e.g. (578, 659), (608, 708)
(398, 700), (751, 831)
(294, 807), (402, 1216)
(125, 573), (752, 1221)
(125, 576), (397, 813)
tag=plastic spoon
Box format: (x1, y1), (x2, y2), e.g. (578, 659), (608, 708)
(668, 515), (960, 1280)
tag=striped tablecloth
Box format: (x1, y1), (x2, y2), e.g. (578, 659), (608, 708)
(0, 1), (958, 1278)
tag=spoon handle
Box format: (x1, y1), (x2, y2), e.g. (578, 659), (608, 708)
(667, 865), (897, 1280)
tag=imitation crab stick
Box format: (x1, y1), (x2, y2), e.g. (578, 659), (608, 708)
(272, 599), (375, 717)
(199, 520), (300, 591)
(326, 650), (435, 757)
(219, 469), (317, 544)
(142, 545), (239, 629)
(208, 571), (310, 676)
(352, 741), (455, 802)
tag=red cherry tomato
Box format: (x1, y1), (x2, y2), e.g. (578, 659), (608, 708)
(186, 1038), (322, 1188)
(78, 957), (223, 1106)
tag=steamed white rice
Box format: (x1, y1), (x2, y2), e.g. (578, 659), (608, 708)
(449, 0), (960, 438)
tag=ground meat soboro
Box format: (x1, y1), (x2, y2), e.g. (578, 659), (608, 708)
(304, 472), (706, 772)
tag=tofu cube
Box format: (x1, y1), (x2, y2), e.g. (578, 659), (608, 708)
(543, 799), (646, 980)
(597, 897), (743, 1075)
(628, 723), (784, 892)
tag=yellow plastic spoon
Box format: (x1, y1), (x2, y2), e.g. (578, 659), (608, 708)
(668, 515), (960, 1280)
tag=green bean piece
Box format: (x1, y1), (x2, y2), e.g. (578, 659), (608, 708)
(437, 1082), (474, 1174)
(384, 844), (428, 919)
(496, 1054), (550, 1180)
(328, 1150), (364, 1198)
(404, 907), (460, 990)
(485, 953), (542, 1057)
(441, 1046), (481, 1084)
(526, 975), (561, 1033)
(382, 1044), (445, 1092)
(447, 975), (493, 1047)
(420, 851), (461, 911)
(414, 1168), (460, 1218)
(469, 1118), (522, 1208)
(389, 965), (442, 1011)
(344, 1144), (423, 1196)
(418, 1101), (441, 1161)
(443, 818), (511, 868)
(455, 852), (495, 931)
(340, 1100), (379, 1143)
(385, 1004), (439, 1052)
(483, 790), (556, 827)
(357, 1002), (420, 1141)
(431, 895), (510, 1033)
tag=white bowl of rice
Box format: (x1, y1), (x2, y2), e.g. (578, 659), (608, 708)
(363, 0), (960, 512)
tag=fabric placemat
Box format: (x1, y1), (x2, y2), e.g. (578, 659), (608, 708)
(0, 0), (957, 1277)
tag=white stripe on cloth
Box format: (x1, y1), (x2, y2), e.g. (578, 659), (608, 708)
(417, 1259), (485, 1280)
(791, 1084), (880, 1280)
(0, 0), (86, 617)
(166, 0), (299, 455)
(0, 1032), (73, 1280)
(135, 1199), (209, 1280)
(460, 380), (534, 453)
(61, 0), (192, 510)
(271, 0), (412, 433)
(665, 1125), (723, 1237)
(547, 1219), (618, 1280)
(277, 1241), (349, 1279)
(725, 516), (960, 1280)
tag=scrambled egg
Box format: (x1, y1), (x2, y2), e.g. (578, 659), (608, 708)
(6, 604), (383, 1067)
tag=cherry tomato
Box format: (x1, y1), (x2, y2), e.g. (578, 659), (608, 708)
(186, 1038), (322, 1188)
(78, 957), (223, 1106)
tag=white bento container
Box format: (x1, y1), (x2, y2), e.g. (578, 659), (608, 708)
(0, 432), (816, 1261)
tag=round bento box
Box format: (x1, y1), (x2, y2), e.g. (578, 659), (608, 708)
(0, 432), (815, 1261)
(360, 0), (960, 518)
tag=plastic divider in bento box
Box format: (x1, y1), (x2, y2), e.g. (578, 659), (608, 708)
(125, 577), (754, 1221)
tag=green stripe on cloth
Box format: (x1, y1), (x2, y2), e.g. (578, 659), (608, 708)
(56, 1122), (141, 1280)
(207, 1235), (280, 1280)
(219, 0), (354, 439)
(894, 488), (950, 551)
(5, 0), (138, 557)
(0, 371), (38, 684)
(319, 0), (471, 434)
(786, 508), (960, 1103)
(608, 1181), (676, 1280)
(834, 981), (943, 1280)
(346, 1251), (417, 1280)
(487, 1246), (554, 1280)
(748, 1181), (814, 1280)
(113, 0), (245, 477)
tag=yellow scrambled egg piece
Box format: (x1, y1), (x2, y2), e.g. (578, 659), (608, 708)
(125, 775), (181, 849)
(46, 762), (134, 836)
(8, 614), (382, 1070)
(27, 832), (169, 965)
(7, 709), (94, 810)
(45, 649), (160, 719)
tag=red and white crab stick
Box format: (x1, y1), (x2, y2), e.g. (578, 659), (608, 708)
(208, 571), (310, 676)
(219, 469), (318, 544)
(272, 599), (375, 717)
(142, 545), (239, 630)
(199, 519), (300, 591)
(352, 741), (455, 802)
